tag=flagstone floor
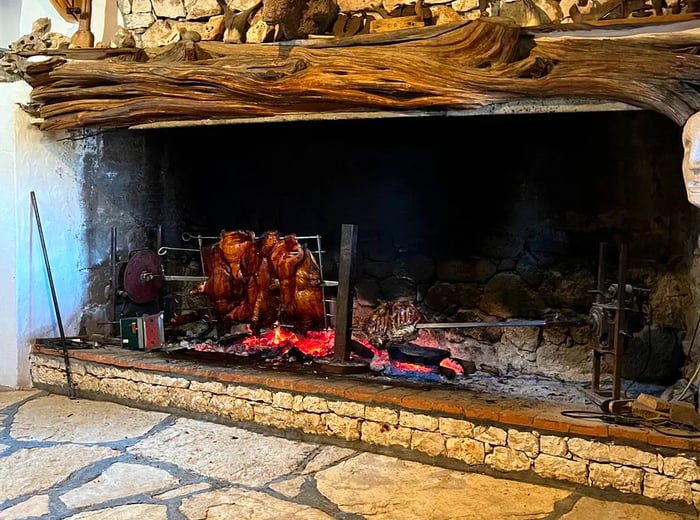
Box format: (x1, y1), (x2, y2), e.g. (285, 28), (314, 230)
(0, 388), (697, 520)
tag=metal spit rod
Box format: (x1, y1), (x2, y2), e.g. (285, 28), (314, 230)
(414, 318), (588, 329)
(30, 191), (76, 399)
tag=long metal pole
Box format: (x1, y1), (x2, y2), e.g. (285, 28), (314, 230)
(30, 192), (76, 399)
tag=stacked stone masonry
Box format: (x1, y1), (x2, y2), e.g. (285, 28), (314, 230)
(30, 352), (700, 512)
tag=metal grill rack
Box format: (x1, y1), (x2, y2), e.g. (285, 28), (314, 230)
(293, 234), (338, 331)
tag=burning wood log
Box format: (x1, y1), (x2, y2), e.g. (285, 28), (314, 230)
(9, 17), (700, 131)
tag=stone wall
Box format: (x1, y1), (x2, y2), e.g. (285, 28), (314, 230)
(30, 351), (700, 511)
(116, 0), (555, 47)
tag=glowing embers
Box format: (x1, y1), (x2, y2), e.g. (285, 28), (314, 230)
(351, 339), (465, 382)
(194, 324), (335, 360)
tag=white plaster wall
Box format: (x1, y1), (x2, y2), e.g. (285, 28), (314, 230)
(0, 82), (89, 388)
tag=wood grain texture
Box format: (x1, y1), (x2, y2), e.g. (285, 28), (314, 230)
(15, 18), (700, 131)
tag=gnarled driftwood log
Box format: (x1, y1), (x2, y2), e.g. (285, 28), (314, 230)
(12, 17), (700, 131)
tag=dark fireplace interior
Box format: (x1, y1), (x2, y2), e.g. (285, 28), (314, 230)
(79, 109), (699, 404)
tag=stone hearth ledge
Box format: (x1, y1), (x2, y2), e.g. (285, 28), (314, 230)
(29, 344), (700, 511)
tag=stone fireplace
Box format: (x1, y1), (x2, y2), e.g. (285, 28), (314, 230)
(17, 103), (700, 513)
(56, 107), (695, 398)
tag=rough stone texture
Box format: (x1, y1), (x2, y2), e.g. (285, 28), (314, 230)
(64, 504), (168, 519)
(327, 400), (364, 418)
(609, 445), (658, 468)
(644, 473), (694, 504)
(439, 417), (474, 437)
(180, 488), (333, 519)
(445, 437), (485, 464)
(540, 435), (569, 457)
(131, 0), (153, 12)
(507, 429), (539, 458)
(152, 0), (187, 17)
(11, 394), (167, 443)
(185, 0), (223, 19)
(663, 457), (700, 481)
(480, 273), (544, 318)
(323, 414), (361, 441)
(567, 438), (610, 463)
(473, 425), (507, 445)
(0, 390), (39, 409)
(59, 462), (179, 509)
(451, 0), (480, 10)
(0, 494), (50, 519)
(269, 475), (307, 497)
(127, 417), (315, 486)
(0, 445), (118, 502)
(303, 446), (356, 474)
(154, 482), (211, 499)
(534, 454), (588, 484)
(436, 258), (497, 283)
(124, 12), (156, 29)
(411, 430), (446, 457)
(316, 452), (571, 519)
(361, 421), (412, 448)
(141, 19), (181, 48)
(365, 406), (399, 424)
(589, 462), (643, 494)
(485, 446), (532, 472)
(560, 496), (689, 519)
(399, 410), (439, 431)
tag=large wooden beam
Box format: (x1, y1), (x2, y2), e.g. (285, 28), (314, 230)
(12, 18), (700, 131)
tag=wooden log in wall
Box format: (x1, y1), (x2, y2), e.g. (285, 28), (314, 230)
(13, 17), (700, 131)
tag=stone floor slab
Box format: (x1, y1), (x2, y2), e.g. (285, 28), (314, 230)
(59, 462), (179, 509)
(302, 446), (357, 474)
(0, 391), (39, 411)
(11, 395), (168, 442)
(127, 418), (316, 486)
(561, 496), (694, 519)
(179, 488), (334, 519)
(316, 452), (572, 519)
(269, 475), (308, 497)
(0, 445), (118, 502)
(154, 482), (211, 500)
(0, 494), (49, 520)
(63, 503), (168, 519)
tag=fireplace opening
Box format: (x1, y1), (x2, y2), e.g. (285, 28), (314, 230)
(78, 108), (698, 406)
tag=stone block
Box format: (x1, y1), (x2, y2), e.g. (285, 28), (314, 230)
(135, 382), (170, 407)
(399, 411), (439, 431)
(451, 0), (479, 10)
(99, 378), (138, 401)
(32, 365), (65, 386)
(141, 19), (180, 48)
(302, 396), (329, 413)
(534, 454), (587, 484)
(323, 414), (361, 441)
(486, 447), (532, 472)
(328, 400), (364, 418)
(118, 0), (133, 14)
(609, 445), (658, 469)
(190, 380), (226, 395)
(567, 438), (610, 463)
(473, 425), (507, 446)
(255, 404), (295, 430)
(589, 462), (643, 494)
(292, 412), (325, 435)
(445, 437), (485, 465)
(184, 0), (222, 19)
(662, 456), (700, 481)
(168, 387), (211, 412)
(124, 12), (156, 29)
(272, 392), (294, 409)
(227, 385), (272, 403)
(131, 0), (153, 12)
(539, 435), (568, 457)
(361, 421), (411, 448)
(153, 0), (186, 18)
(507, 429), (539, 458)
(365, 406), (399, 425)
(438, 417), (474, 437)
(411, 431), (446, 457)
(229, 398), (254, 421)
(643, 473), (693, 504)
(75, 373), (100, 393)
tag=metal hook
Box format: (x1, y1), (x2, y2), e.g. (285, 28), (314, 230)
(182, 232), (219, 242)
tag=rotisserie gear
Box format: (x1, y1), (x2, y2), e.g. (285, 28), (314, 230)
(194, 230), (325, 333)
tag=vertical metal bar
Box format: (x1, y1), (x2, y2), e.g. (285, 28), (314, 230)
(110, 226), (118, 337)
(30, 192), (76, 399)
(612, 243), (628, 400)
(333, 224), (357, 362)
(592, 242), (607, 394)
